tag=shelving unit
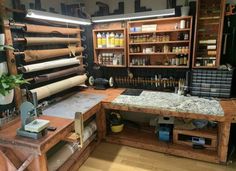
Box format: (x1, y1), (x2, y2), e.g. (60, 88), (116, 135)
(93, 28), (127, 67)
(127, 16), (193, 68)
(192, 0), (225, 68)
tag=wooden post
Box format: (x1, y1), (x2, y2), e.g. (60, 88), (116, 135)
(96, 106), (106, 141)
(218, 121), (231, 163)
(3, 20), (22, 109)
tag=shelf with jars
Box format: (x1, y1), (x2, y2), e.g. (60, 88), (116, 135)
(93, 28), (126, 67)
(127, 16), (193, 68)
(192, 0), (225, 68)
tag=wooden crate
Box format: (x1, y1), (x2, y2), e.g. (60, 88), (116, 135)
(173, 128), (218, 151)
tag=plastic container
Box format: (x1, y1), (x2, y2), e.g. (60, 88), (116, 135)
(97, 32), (102, 48)
(119, 33), (124, 47)
(110, 32), (115, 48)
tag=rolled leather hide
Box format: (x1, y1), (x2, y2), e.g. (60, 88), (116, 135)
(24, 37), (80, 45)
(20, 57), (80, 73)
(30, 74), (87, 100)
(24, 24), (81, 35)
(34, 66), (86, 83)
(24, 46), (84, 62)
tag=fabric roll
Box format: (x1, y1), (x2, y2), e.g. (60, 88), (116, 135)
(25, 37), (80, 45)
(83, 121), (97, 143)
(47, 120), (97, 171)
(24, 24), (81, 35)
(24, 46), (84, 62)
(21, 57), (80, 73)
(30, 74), (87, 100)
(34, 66), (85, 83)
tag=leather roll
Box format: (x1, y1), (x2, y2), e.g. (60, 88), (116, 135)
(34, 66), (86, 83)
(24, 24), (81, 35)
(24, 46), (84, 62)
(25, 37), (81, 45)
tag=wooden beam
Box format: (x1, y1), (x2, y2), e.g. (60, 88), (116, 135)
(3, 20), (22, 109)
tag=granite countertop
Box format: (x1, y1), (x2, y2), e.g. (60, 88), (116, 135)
(112, 91), (224, 116)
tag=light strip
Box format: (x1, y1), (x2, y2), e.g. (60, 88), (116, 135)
(92, 9), (175, 23)
(26, 9), (91, 25)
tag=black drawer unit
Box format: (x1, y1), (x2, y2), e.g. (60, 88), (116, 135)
(191, 69), (234, 98)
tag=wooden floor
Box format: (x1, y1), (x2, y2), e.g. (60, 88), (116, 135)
(79, 142), (236, 171)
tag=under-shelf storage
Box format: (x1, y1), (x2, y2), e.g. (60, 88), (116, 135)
(127, 16), (193, 68)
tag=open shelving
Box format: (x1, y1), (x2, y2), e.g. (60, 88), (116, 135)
(127, 16), (193, 68)
(93, 28), (127, 67)
(192, 0), (225, 68)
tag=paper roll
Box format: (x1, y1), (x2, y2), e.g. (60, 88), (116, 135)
(47, 120), (97, 171)
(30, 74), (87, 100)
(0, 62), (8, 76)
(34, 66), (85, 83)
(24, 37), (80, 45)
(24, 24), (81, 35)
(24, 46), (84, 62)
(21, 57), (80, 73)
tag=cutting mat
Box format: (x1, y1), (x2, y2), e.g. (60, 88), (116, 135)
(43, 93), (106, 119)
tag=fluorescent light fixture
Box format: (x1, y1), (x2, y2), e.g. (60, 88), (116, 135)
(26, 9), (91, 25)
(92, 9), (175, 23)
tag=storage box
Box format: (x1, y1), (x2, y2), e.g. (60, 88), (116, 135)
(141, 24), (157, 32)
(173, 127), (217, 151)
(158, 126), (171, 142)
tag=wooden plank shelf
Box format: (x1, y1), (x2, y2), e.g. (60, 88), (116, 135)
(95, 47), (125, 50)
(129, 29), (191, 34)
(93, 28), (125, 32)
(129, 65), (189, 68)
(129, 40), (190, 45)
(106, 126), (219, 163)
(100, 65), (126, 68)
(129, 52), (189, 55)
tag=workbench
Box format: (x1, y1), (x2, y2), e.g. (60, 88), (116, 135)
(0, 88), (236, 170)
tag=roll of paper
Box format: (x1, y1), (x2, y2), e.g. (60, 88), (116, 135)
(24, 46), (84, 62)
(83, 121), (97, 143)
(24, 24), (81, 35)
(20, 57), (80, 73)
(34, 66), (85, 83)
(24, 37), (80, 45)
(30, 74), (87, 100)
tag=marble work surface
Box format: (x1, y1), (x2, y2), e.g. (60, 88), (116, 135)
(43, 93), (106, 119)
(112, 91), (224, 116)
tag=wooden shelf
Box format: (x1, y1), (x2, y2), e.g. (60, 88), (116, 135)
(129, 52), (189, 55)
(129, 40), (190, 45)
(129, 65), (189, 69)
(93, 28), (127, 67)
(129, 29), (191, 34)
(106, 126), (219, 163)
(95, 47), (125, 50)
(192, 0), (225, 68)
(127, 16), (193, 69)
(100, 65), (126, 68)
(93, 28), (125, 32)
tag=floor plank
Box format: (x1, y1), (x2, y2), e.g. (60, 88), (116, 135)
(79, 142), (236, 171)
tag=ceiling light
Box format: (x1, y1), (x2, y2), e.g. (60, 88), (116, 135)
(26, 9), (91, 25)
(92, 9), (175, 23)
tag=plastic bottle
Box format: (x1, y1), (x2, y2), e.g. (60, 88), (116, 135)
(119, 33), (124, 47)
(97, 32), (102, 48)
(110, 32), (115, 48)
(106, 32), (110, 48)
(101, 32), (106, 48)
(115, 33), (120, 47)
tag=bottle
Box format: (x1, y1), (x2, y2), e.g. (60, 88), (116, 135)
(179, 54), (184, 65)
(106, 32), (110, 48)
(119, 33), (124, 47)
(176, 54), (180, 66)
(98, 53), (102, 64)
(97, 32), (102, 48)
(115, 33), (120, 47)
(101, 33), (106, 48)
(110, 32), (115, 48)
(183, 54), (188, 65)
